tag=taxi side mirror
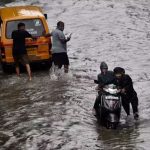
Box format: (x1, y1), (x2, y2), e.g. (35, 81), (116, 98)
(44, 14), (47, 20)
(0, 17), (2, 24)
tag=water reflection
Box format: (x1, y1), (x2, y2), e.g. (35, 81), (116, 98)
(94, 119), (144, 150)
(0, 0), (15, 5)
(0, 71), (74, 149)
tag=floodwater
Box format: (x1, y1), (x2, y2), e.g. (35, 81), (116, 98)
(0, 0), (150, 149)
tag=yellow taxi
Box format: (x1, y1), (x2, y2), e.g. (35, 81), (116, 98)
(0, 5), (52, 72)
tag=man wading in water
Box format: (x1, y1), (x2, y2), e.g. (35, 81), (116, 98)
(45, 21), (71, 73)
(12, 22), (36, 81)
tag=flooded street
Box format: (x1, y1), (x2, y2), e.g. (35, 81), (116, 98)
(1, 0), (150, 149)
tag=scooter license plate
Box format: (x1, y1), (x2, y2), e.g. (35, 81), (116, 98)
(105, 95), (119, 100)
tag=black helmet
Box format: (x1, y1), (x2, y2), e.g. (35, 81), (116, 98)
(113, 67), (125, 74)
(100, 61), (108, 69)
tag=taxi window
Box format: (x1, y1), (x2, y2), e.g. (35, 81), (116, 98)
(6, 19), (44, 39)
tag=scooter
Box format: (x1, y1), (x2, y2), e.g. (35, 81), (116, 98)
(94, 80), (122, 129)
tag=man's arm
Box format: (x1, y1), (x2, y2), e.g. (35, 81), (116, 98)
(25, 31), (38, 40)
(44, 33), (51, 37)
(11, 31), (15, 39)
(41, 30), (52, 37)
(58, 32), (71, 43)
(124, 75), (133, 90)
(25, 31), (32, 38)
(121, 75), (133, 93)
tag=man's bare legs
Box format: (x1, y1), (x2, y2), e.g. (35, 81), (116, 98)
(15, 64), (32, 80)
(16, 66), (20, 77)
(25, 64), (32, 80)
(64, 65), (69, 73)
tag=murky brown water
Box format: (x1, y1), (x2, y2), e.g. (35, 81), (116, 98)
(0, 67), (148, 150)
(1, 0), (150, 149)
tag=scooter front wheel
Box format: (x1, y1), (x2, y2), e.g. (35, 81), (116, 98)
(106, 122), (117, 129)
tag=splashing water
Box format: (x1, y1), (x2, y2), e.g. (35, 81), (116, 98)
(49, 63), (73, 81)
(49, 63), (60, 81)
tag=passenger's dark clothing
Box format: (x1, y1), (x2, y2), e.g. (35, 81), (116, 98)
(94, 71), (115, 111)
(12, 29), (32, 56)
(97, 71), (115, 87)
(115, 74), (138, 115)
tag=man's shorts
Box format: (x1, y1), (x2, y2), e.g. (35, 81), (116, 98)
(13, 54), (30, 66)
(52, 52), (69, 67)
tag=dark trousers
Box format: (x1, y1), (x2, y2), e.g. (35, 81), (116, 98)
(122, 93), (138, 115)
(52, 53), (69, 69)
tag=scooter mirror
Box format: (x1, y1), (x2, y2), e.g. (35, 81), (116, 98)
(94, 80), (99, 84)
(44, 14), (48, 19)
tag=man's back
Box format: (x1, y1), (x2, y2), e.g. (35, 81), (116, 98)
(121, 74), (135, 94)
(51, 28), (67, 53)
(12, 29), (31, 55)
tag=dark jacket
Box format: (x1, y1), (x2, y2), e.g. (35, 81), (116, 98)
(115, 74), (137, 98)
(97, 71), (115, 87)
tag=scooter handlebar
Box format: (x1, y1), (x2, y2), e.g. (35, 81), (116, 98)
(94, 80), (99, 84)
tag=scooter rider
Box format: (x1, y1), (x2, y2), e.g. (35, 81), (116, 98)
(93, 62), (115, 116)
(113, 67), (139, 120)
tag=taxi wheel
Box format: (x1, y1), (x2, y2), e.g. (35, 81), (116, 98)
(46, 60), (52, 69)
(1, 63), (13, 74)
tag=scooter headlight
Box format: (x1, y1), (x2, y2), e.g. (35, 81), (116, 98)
(103, 88), (119, 94)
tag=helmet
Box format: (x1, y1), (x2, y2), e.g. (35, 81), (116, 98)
(113, 67), (125, 74)
(100, 61), (108, 69)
